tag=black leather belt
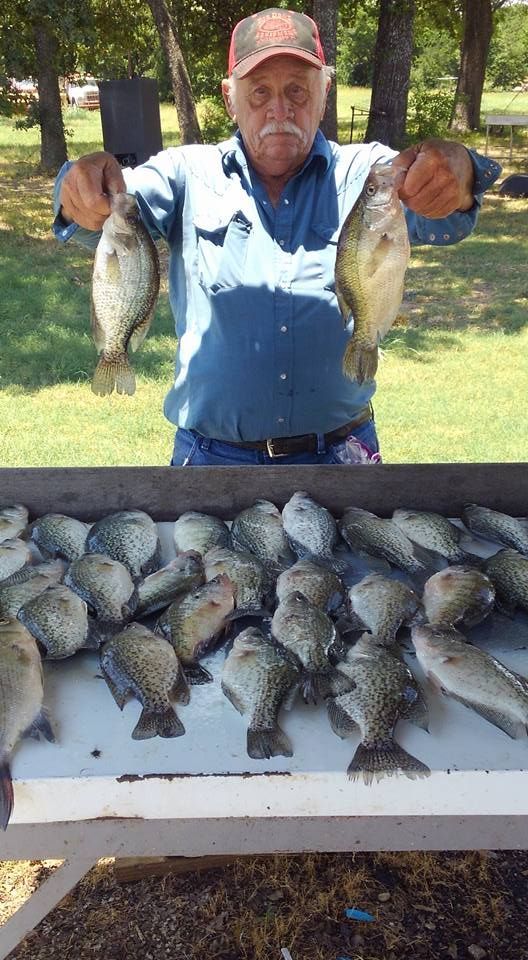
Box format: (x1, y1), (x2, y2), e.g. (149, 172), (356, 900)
(219, 405), (373, 457)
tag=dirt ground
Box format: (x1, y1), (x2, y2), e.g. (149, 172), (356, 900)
(2, 849), (528, 960)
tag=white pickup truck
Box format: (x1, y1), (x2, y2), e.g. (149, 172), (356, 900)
(66, 78), (99, 109)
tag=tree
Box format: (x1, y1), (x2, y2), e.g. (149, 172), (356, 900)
(33, 15), (67, 172)
(365, 0), (416, 148)
(146, 0), (202, 143)
(450, 0), (510, 132)
(312, 0), (338, 141)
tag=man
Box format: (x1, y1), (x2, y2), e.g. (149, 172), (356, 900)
(54, 7), (501, 466)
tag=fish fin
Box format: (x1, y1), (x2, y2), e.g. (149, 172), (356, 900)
(0, 760), (14, 831)
(183, 663), (213, 685)
(29, 708), (56, 743)
(221, 680), (245, 715)
(448, 692), (523, 738)
(347, 740), (430, 784)
(171, 664), (191, 705)
(90, 302), (107, 353)
(342, 341), (378, 384)
(282, 679), (301, 711)
(128, 307), (155, 353)
(226, 605), (271, 622)
(131, 705), (185, 740)
(400, 688), (429, 732)
(303, 666), (354, 705)
(247, 724), (293, 760)
(336, 287), (351, 327)
(494, 597), (517, 619)
(82, 627), (102, 650)
(327, 698), (358, 738)
(336, 612), (366, 635)
(102, 670), (129, 709)
(91, 354), (136, 397)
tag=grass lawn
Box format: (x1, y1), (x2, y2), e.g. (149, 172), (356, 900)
(0, 89), (527, 466)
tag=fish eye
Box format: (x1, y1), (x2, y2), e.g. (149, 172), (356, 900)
(126, 214), (140, 225)
(365, 183), (376, 196)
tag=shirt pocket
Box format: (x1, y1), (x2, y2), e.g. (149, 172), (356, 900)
(194, 211), (252, 293)
(306, 223), (341, 295)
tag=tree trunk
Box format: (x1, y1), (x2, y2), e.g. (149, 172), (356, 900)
(312, 0), (338, 142)
(450, 0), (493, 132)
(146, 0), (202, 144)
(365, 0), (415, 149)
(33, 21), (67, 174)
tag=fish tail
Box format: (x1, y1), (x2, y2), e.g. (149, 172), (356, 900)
(0, 758), (13, 831)
(342, 341), (378, 384)
(132, 705), (185, 740)
(247, 724), (293, 760)
(183, 663), (213, 685)
(91, 353), (136, 396)
(347, 739), (430, 785)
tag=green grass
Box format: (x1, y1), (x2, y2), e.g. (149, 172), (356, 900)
(0, 89), (527, 466)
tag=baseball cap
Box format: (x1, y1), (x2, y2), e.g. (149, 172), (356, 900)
(228, 8), (326, 78)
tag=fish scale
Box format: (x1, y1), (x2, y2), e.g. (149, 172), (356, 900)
(86, 510), (161, 580)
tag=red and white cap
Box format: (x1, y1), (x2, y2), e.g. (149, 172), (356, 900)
(228, 8), (326, 78)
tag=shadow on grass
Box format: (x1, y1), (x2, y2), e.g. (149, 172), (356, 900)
(0, 229), (175, 392)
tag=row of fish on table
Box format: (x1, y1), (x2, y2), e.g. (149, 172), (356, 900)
(1, 494), (528, 829)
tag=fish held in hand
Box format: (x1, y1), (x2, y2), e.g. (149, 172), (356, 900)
(329, 633), (429, 783)
(91, 193), (160, 396)
(412, 622), (528, 739)
(222, 626), (299, 759)
(335, 163), (410, 384)
(101, 623), (188, 740)
(0, 619), (55, 830)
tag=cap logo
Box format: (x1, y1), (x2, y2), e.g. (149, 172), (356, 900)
(254, 12), (298, 47)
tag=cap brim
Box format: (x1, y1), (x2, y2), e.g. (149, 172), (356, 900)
(232, 47), (323, 78)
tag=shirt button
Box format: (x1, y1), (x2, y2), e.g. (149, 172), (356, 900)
(429, 233), (436, 241)
(278, 239), (285, 246)
(280, 372), (287, 380)
(280, 325), (288, 333)
(284, 199), (289, 205)
(277, 417), (285, 423)
(443, 233), (450, 240)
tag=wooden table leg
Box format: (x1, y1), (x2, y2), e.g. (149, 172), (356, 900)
(0, 855), (99, 960)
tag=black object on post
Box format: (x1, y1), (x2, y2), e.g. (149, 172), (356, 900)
(498, 174), (528, 199)
(99, 78), (163, 168)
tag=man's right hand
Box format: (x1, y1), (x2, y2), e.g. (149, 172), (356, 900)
(60, 152), (126, 230)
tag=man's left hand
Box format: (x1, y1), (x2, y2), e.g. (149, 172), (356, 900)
(392, 138), (475, 218)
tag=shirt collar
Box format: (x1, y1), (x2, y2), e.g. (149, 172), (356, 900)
(220, 128), (332, 179)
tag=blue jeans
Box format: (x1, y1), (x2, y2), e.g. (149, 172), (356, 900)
(170, 419), (380, 466)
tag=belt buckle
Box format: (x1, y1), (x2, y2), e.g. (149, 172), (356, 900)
(266, 438), (288, 458)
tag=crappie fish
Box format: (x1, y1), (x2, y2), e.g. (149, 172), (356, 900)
(231, 500), (295, 578)
(0, 505), (28, 544)
(276, 559), (345, 613)
(412, 622), (528, 738)
(347, 573), (423, 645)
(0, 571), (63, 619)
(329, 633), (429, 783)
(173, 511), (230, 556)
(30, 513), (90, 562)
(271, 591), (353, 704)
(339, 507), (426, 576)
(422, 566), (495, 628)
(17, 584), (98, 659)
(0, 559), (66, 588)
(64, 553), (137, 626)
(462, 503), (528, 556)
(0, 619), (54, 830)
(483, 548), (528, 616)
(282, 491), (343, 570)
(392, 508), (478, 565)
(0, 539), (32, 583)
(86, 509), (161, 580)
(136, 552), (204, 618)
(335, 163), (410, 383)
(222, 626), (299, 759)
(101, 623), (189, 739)
(91, 192), (160, 396)
(157, 573), (235, 683)
(204, 547), (268, 615)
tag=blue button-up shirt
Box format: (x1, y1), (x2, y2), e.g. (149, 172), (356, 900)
(53, 131), (501, 441)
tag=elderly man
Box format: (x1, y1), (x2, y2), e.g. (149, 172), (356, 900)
(54, 7), (501, 465)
